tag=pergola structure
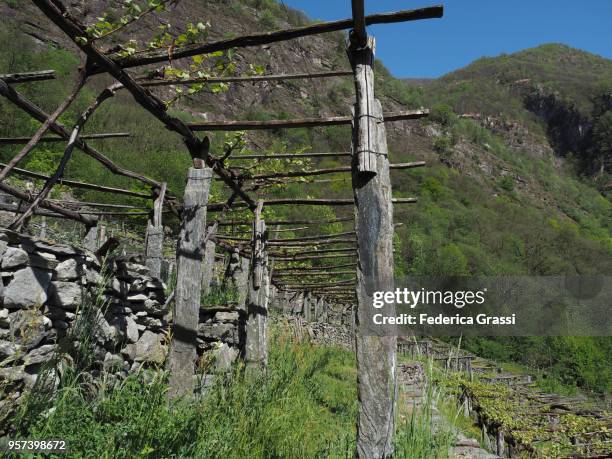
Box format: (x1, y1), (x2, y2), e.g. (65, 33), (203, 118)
(0, 1), (443, 456)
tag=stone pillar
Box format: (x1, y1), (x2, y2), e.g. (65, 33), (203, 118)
(167, 167), (212, 398)
(201, 239), (216, 297)
(145, 223), (164, 279)
(83, 224), (98, 252)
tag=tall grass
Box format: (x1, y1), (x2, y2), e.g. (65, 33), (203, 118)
(11, 328), (455, 458)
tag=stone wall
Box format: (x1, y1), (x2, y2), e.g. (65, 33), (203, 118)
(0, 229), (245, 431)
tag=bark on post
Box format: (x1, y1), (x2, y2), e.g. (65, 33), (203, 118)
(245, 201), (268, 368)
(349, 36), (397, 459)
(167, 167), (213, 398)
(145, 182), (166, 278)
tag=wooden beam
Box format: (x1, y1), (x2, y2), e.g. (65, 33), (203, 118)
(230, 152), (351, 160)
(0, 70), (56, 84)
(270, 247), (356, 257)
(0, 132), (131, 145)
(274, 271), (356, 277)
(187, 110), (428, 131)
(241, 162), (425, 180)
(351, 0), (367, 45)
(208, 197), (416, 210)
(275, 263), (357, 272)
(273, 253), (356, 261)
(137, 70), (353, 86)
(111, 6), (443, 70)
(0, 162), (152, 199)
(214, 217), (352, 226)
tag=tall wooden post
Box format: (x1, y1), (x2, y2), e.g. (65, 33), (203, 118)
(245, 201), (268, 368)
(349, 35), (397, 459)
(167, 167), (212, 398)
(145, 182), (166, 279)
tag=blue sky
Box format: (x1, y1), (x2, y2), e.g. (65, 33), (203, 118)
(280, 0), (612, 78)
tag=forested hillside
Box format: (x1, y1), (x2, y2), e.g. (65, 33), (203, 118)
(1, 0), (610, 393)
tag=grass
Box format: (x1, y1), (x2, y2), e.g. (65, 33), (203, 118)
(9, 324), (460, 459)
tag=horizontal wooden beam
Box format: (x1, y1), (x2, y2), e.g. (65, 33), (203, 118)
(208, 197), (416, 210)
(0, 132), (131, 145)
(239, 162), (425, 181)
(274, 271), (356, 277)
(273, 253), (356, 261)
(280, 280), (355, 288)
(187, 110), (429, 131)
(230, 152), (351, 160)
(274, 263), (357, 272)
(0, 163), (152, 199)
(270, 247), (356, 257)
(0, 70), (56, 84)
(214, 217), (352, 226)
(111, 6), (444, 70)
(137, 70), (353, 87)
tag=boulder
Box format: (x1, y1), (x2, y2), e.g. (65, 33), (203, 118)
(0, 340), (21, 360)
(3, 267), (52, 309)
(213, 343), (238, 371)
(215, 311), (239, 323)
(103, 352), (124, 372)
(54, 258), (82, 281)
(23, 344), (55, 366)
(125, 315), (139, 344)
(49, 282), (82, 310)
(121, 330), (165, 364)
(1, 247), (29, 269)
(9, 308), (48, 348)
(0, 308), (8, 327)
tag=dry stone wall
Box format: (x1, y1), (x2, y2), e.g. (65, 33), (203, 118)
(0, 230), (245, 431)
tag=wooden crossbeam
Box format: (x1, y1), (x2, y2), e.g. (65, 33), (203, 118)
(137, 70), (353, 86)
(187, 110), (428, 131)
(230, 152), (351, 160)
(110, 6), (443, 70)
(274, 271), (356, 277)
(208, 197), (416, 210)
(0, 133), (130, 145)
(237, 162), (425, 181)
(0, 70), (56, 83)
(0, 162), (153, 199)
(270, 247), (356, 257)
(273, 253), (356, 261)
(274, 263), (357, 272)
(214, 217), (352, 226)
(280, 280), (355, 289)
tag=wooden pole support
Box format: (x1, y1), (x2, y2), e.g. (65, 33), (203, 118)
(349, 36), (397, 458)
(167, 167), (213, 398)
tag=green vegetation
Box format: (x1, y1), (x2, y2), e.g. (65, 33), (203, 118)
(11, 328), (455, 458)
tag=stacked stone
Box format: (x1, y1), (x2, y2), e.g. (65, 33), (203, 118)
(0, 229), (248, 426)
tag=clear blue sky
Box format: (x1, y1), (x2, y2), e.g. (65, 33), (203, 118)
(280, 0), (612, 78)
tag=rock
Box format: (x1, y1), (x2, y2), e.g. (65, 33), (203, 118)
(127, 293), (148, 302)
(0, 340), (21, 360)
(121, 330), (165, 364)
(0, 308), (9, 327)
(1, 247), (29, 269)
(138, 316), (163, 329)
(85, 268), (103, 286)
(213, 343), (238, 371)
(198, 323), (238, 344)
(46, 306), (75, 321)
(0, 240), (8, 258)
(23, 344), (55, 366)
(3, 268), (52, 309)
(215, 311), (239, 323)
(53, 320), (69, 330)
(125, 315), (139, 344)
(49, 281), (82, 310)
(93, 311), (116, 346)
(9, 309), (48, 348)
(103, 352), (124, 372)
(54, 258), (82, 281)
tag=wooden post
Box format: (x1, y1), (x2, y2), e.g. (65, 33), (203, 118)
(201, 239), (216, 297)
(349, 36), (397, 459)
(224, 249), (250, 309)
(145, 182), (166, 279)
(167, 167), (213, 398)
(39, 216), (47, 239)
(245, 201), (268, 368)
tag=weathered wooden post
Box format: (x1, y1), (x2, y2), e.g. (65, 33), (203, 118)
(167, 165), (213, 398)
(145, 182), (166, 279)
(224, 248), (250, 309)
(349, 30), (397, 457)
(201, 238), (216, 297)
(145, 182), (167, 279)
(245, 200), (268, 368)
